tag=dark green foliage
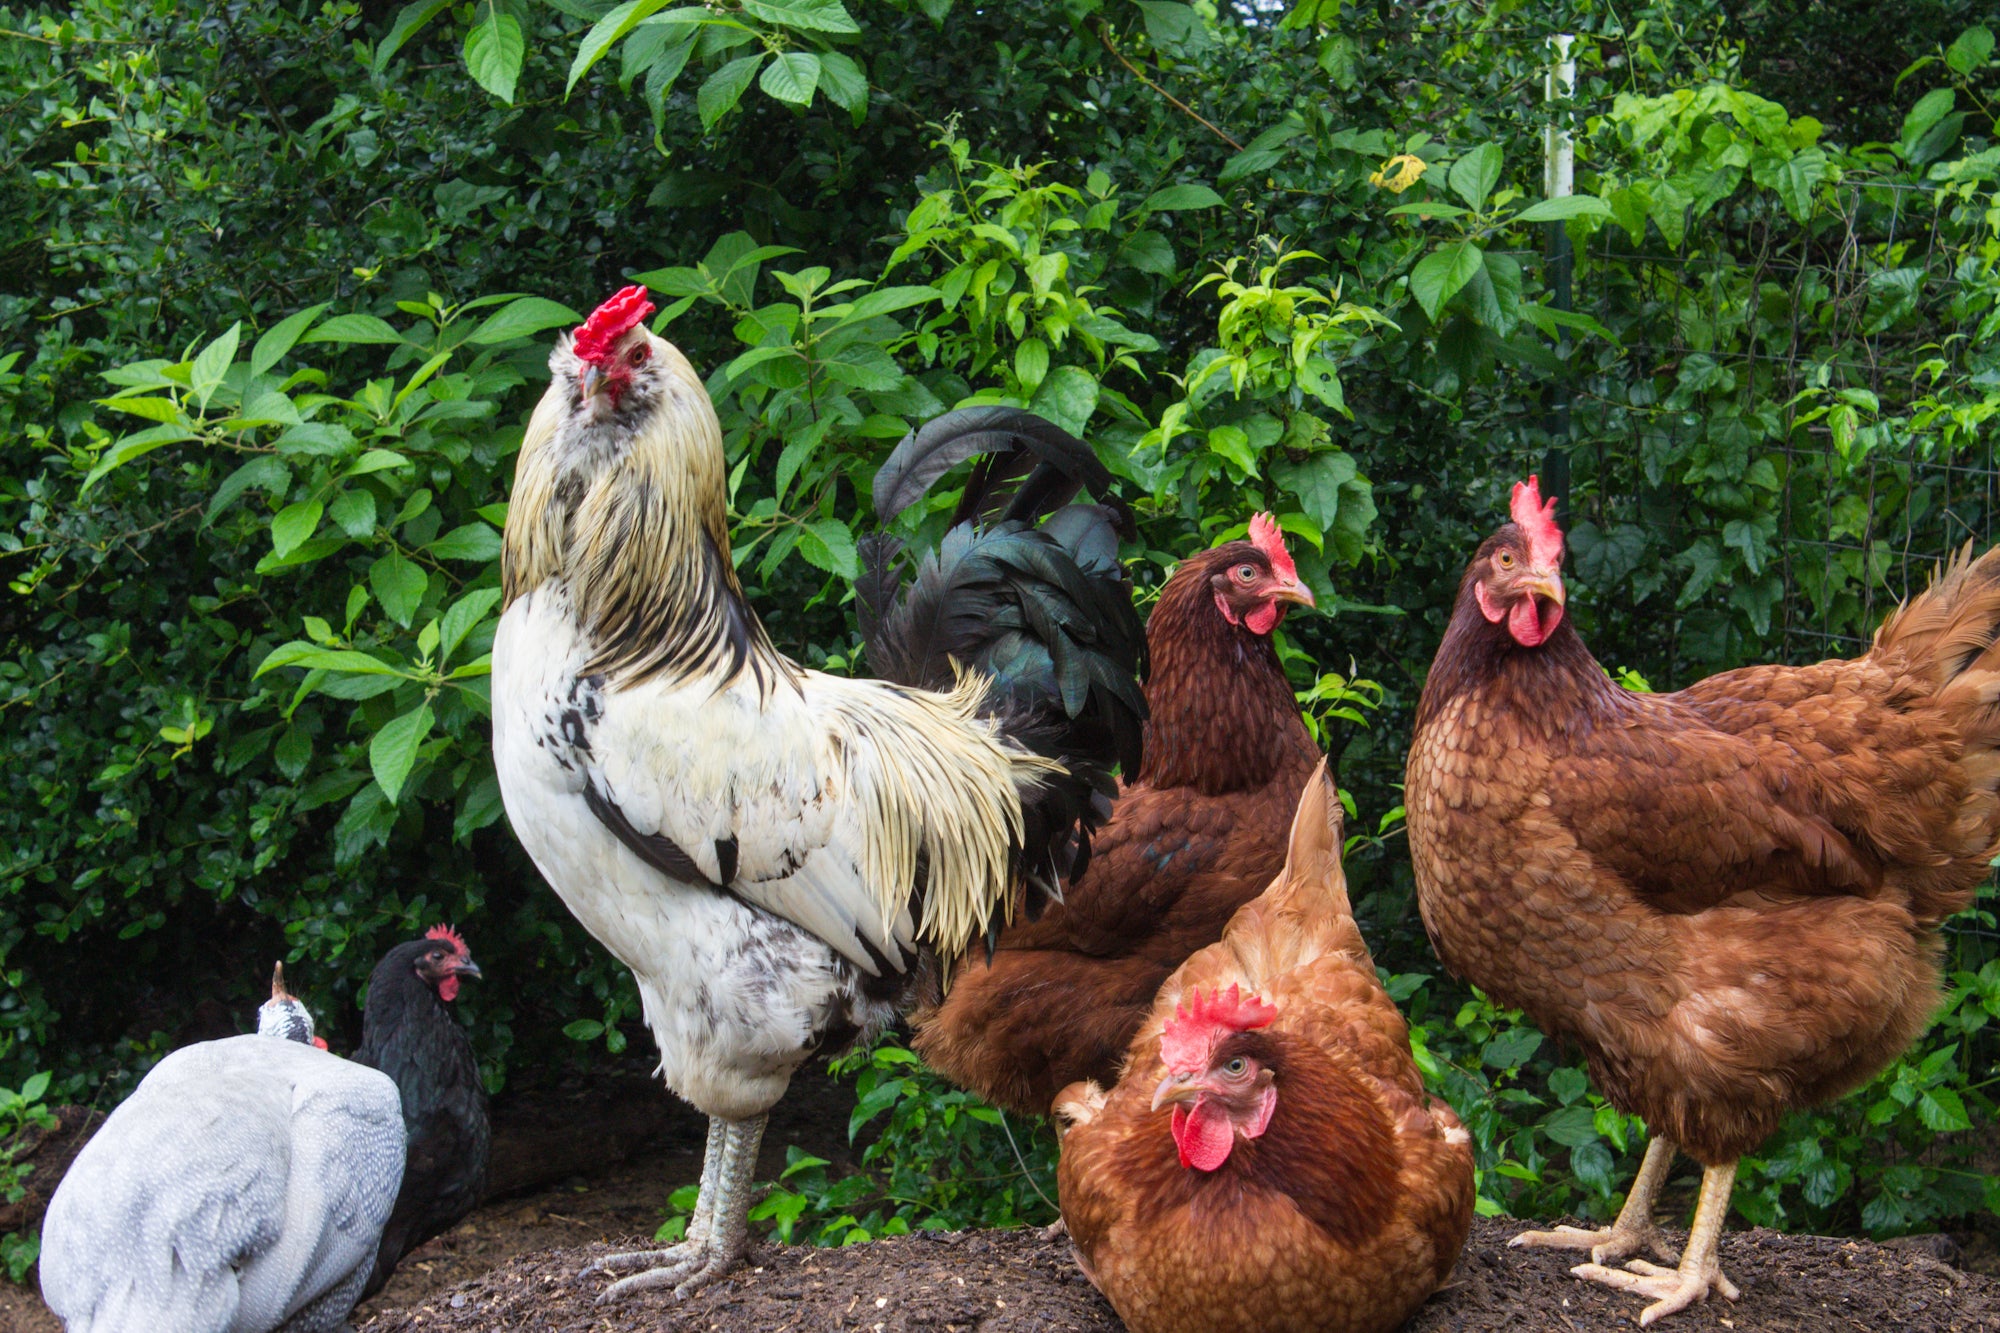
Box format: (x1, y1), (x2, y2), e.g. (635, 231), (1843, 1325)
(3, 0), (1998, 1261)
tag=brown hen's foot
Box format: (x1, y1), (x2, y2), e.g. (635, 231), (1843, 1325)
(1510, 1220), (1677, 1265)
(1574, 1158), (1741, 1326)
(1571, 1256), (1740, 1326)
(1510, 1133), (1680, 1264)
(1040, 1216), (1069, 1241)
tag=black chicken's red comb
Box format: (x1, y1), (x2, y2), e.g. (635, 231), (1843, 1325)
(572, 285), (655, 364)
(426, 923), (468, 957)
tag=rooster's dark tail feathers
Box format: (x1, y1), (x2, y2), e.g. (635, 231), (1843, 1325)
(859, 409), (1148, 939)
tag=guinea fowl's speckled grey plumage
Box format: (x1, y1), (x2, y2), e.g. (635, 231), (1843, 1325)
(39, 1034), (404, 1333)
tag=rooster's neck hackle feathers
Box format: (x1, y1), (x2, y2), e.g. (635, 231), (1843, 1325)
(504, 328), (786, 693)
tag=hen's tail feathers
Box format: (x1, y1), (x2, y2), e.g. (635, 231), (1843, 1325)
(1871, 541), (2000, 917)
(859, 409), (1149, 936)
(1229, 759), (1374, 974)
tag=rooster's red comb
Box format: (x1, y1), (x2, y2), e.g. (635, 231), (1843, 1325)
(1510, 475), (1564, 569)
(572, 285), (656, 365)
(426, 923), (469, 957)
(1247, 513), (1298, 584)
(1160, 984), (1277, 1074)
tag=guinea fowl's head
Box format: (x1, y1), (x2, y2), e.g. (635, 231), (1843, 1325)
(1468, 475), (1567, 648)
(1150, 985), (1280, 1171)
(1200, 514), (1316, 637)
(378, 924), (484, 1004)
(257, 961), (328, 1048)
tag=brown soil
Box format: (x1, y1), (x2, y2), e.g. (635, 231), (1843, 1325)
(11, 1072), (1999, 1332)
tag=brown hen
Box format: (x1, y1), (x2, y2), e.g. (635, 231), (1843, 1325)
(1406, 476), (2000, 1324)
(914, 518), (1322, 1117)
(1054, 760), (1474, 1333)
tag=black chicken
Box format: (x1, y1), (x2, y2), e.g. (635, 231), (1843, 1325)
(351, 925), (490, 1298)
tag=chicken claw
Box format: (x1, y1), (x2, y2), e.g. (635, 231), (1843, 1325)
(1510, 1135), (1680, 1265)
(1571, 1256), (1739, 1326)
(589, 1113), (763, 1305)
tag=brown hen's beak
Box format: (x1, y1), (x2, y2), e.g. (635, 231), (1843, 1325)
(1152, 1072), (1202, 1112)
(580, 364), (604, 401)
(1523, 570), (1566, 608)
(1271, 578), (1316, 610)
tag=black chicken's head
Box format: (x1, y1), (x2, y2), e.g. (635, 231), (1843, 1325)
(1469, 475), (1567, 648)
(1204, 513), (1316, 637)
(406, 924), (482, 1003)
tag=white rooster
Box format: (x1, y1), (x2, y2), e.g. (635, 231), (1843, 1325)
(492, 286), (1146, 1301)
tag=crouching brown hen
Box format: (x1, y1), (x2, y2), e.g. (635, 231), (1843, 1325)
(1054, 760), (1474, 1333)
(1406, 477), (2000, 1324)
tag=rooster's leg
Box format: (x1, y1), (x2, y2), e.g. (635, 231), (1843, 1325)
(583, 1116), (726, 1285)
(1571, 1160), (1741, 1326)
(593, 1114), (768, 1304)
(1510, 1133), (1679, 1264)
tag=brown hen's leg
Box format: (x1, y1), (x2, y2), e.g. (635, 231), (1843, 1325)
(1511, 1134), (1678, 1264)
(1572, 1160), (1741, 1326)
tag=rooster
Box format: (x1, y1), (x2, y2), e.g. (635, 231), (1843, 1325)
(1406, 477), (2000, 1324)
(1055, 761), (1474, 1333)
(491, 287), (1147, 1301)
(911, 513), (1323, 1118)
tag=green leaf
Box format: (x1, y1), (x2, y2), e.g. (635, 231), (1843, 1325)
(370, 701), (434, 805)
(1547, 1066), (1590, 1106)
(374, 0), (452, 73)
(1771, 148), (1827, 223)
(256, 642), (408, 678)
(1409, 241), (1485, 321)
(428, 522), (503, 561)
(1296, 356), (1347, 416)
(1946, 25), (1993, 76)
(78, 425), (196, 497)
(1447, 141), (1503, 211)
(699, 55), (764, 130)
(325, 490), (376, 539)
(1142, 183), (1225, 212)
(302, 314), (404, 346)
(1510, 194), (1612, 224)
(740, 0), (859, 32)
(1028, 365), (1099, 436)
(1901, 87), (1956, 155)
(190, 322), (242, 410)
(1120, 230), (1176, 277)
(270, 500), (324, 558)
(465, 9), (525, 103)
(1271, 450), (1357, 530)
(1386, 201), (1472, 219)
(347, 449), (413, 478)
(250, 303), (331, 379)
(1540, 1104), (1599, 1148)
(465, 297), (586, 345)
(206, 457), (292, 525)
(797, 518), (859, 578)
(760, 51), (820, 105)
(1918, 1087), (1972, 1132)
(816, 51), (868, 117)
(440, 588), (504, 664)
(830, 285), (940, 325)
(370, 552), (430, 627)
(565, 0), (674, 94)
(563, 1019), (607, 1041)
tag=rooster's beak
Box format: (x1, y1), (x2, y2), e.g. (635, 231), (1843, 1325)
(270, 961), (291, 1002)
(580, 364), (604, 402)
(1152, 1072), (1203, 1112)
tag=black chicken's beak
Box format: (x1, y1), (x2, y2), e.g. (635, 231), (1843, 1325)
(451, 957), (483, 980)
(580, 364), (604, 402)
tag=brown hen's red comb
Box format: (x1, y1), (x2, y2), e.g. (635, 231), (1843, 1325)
(1160, 984), (1277, 1074)
(1247, 513), (1299, 584)
(572, 285), (656, 365)
(1510, 475), (1564, 569)
(426, 923), (469, 958)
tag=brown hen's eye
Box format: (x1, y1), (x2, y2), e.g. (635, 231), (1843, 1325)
(1235, 564), (1257, 583)
(1223, 1057), (1248, 1076)
(1497, 551), (1516, 569)
(628, 344), (650, 367)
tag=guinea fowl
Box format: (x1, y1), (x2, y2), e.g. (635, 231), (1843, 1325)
(491, 288), (1146, 1301)
(351, 925), (489, 1298)
(39, 964), (405, 1333)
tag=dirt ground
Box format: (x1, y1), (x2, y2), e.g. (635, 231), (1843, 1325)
(10, 1071), (1999, 1332)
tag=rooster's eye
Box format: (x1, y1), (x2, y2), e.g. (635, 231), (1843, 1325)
(628, 344), (650, 367)
(1234, 564), (1257, 584)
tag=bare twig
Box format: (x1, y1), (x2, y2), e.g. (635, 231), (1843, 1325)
(1096, 21), (1243, 153)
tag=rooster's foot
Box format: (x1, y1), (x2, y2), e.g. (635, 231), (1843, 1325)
(590, 1239), (745, 1304)
(1509, 1221), (1678, 1265)
(579, 1240), (703, 1283)
(1571, 1256), (1740, 1326)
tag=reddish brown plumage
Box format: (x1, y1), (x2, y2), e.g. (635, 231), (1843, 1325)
(1055, 763), (1474, 1333)
(1407, 516), (2000, 1167)
(913, 541), (1322, 1117)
